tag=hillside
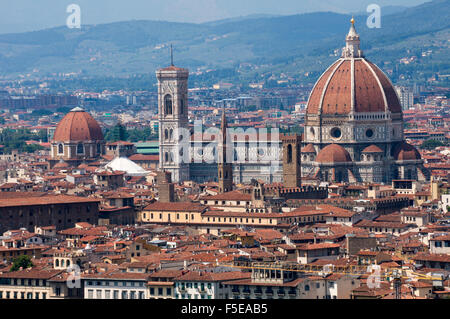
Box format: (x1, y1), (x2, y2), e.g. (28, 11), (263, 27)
(0, 0), (448, 88)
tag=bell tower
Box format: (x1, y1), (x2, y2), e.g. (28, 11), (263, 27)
(218, 109), (233, 193)
(156, 50), (189, 183)
(282, 134), (302, 188)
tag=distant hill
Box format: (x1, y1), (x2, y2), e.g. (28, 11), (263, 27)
(351, 5), (411, 16)
(202, 14), (283, 26)
(0, 0), (448, 88)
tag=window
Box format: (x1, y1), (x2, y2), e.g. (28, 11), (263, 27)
(164, 95), (173, 115)
(330, 127), (342, 139)
(180, 99), (184, 114)
(77, 143), (84, 154)
(58, 143), (64, 154)
(287, 144), (292, 163)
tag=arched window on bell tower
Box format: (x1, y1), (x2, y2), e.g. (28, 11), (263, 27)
(164, 94), (173, 115)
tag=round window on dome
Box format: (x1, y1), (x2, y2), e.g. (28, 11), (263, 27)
(366, 129), (374, 138)
(330, 127), (342, 139)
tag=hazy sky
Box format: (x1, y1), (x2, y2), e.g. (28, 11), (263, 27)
(0, 0), (429, 34)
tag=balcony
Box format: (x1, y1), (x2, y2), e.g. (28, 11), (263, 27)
(254, 289), (263, 296)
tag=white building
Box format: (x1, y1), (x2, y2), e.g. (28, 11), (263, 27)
(395, 86), (414, 110)
(83, 272), (148, 299)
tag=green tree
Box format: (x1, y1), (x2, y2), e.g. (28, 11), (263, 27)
(10, 255), (33, 272)
(31, 109), (53, 117)
(56, 106), (72, 113)
(105, 122), (128, 142)
(0, 128), (45, 153)
(420, 139), (445, 150)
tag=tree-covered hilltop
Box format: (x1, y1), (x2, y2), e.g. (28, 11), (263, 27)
(0, 0), (447, 89)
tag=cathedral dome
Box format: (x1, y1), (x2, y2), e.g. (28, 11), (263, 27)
(362, 145), (383, 153)
(301, 143), (316, 153)
(306, 21), (402, 116)
(316, 144), (352, 163)
(53, 107), (104, 142)
(393, 142), (421, 161)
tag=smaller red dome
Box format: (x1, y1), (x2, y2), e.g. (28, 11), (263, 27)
(53, 161), (69, 169)
(301, 144), (316, 153)
(53, 107), (103, 142)
(316, 144), (352, 163)
(393, 142), (421, 161)
(362, 145), (383, 153)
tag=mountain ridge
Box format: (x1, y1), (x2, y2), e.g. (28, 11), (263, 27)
(0, 0), (448, 88)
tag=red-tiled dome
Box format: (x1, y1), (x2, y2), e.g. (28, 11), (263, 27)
(301, 143), (316, 153)
(362, 145), (383, 153)
(306, 21), (401, 116)
(393, 142), (421, 161)
(307, 59), (402, 115)
(53, 161), (69, 169)
(316, 144), (352, 163)
(53, 107), (103, 142)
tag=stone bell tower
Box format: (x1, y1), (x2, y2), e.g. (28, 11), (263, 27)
(218, 109), (233, 193)
(282, 134), (302, 188)
(156, 48), (190, 183)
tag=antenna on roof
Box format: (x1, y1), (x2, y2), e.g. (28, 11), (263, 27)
(170, 44), (174, 66)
